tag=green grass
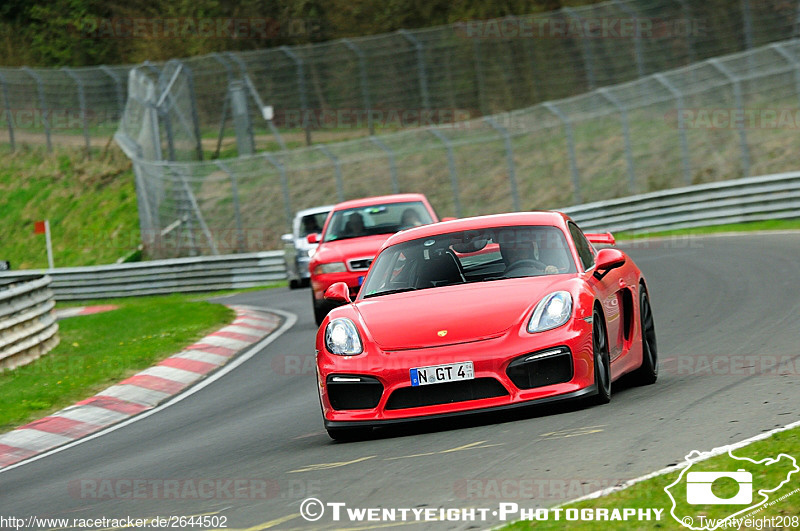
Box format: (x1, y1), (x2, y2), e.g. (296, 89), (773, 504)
(0, 294), (234, 432)
(502, 427), (800, 530)
(615, 219), (800, 241)
(0, 144), (140, 269)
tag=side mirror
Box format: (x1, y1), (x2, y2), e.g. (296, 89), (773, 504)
(593, 248), (626, 279)
(324, 282), (351, 304)
(307, 233), (319, 244)
(281, 233), (293, 244)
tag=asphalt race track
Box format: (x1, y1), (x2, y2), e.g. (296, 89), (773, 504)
(1, 232), (799, 530)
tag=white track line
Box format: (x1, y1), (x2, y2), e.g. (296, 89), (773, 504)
(0, 307), (297, 475)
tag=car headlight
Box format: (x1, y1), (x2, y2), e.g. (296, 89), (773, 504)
(528, 291), (573, 333)
(314, 262), (346, 274)
(325, 318), (363, 355)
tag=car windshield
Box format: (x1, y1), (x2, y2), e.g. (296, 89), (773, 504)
(322, 201), (433, 242)
(299, 212), (329, 237)
(361, 225), (576, 298)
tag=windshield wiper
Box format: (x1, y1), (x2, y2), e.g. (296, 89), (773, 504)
(363, 287), (417, 298)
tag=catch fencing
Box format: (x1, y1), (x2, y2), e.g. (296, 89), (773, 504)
(121, 38), (800, 258)
(0, 276), (59, 371)
(2, 0), (798, 154)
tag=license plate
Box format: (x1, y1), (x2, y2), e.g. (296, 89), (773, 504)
(410, 361), (474, 386)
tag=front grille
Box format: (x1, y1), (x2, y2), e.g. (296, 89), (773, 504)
(327, 374), (384, 410)
(506, 346), (573, 389)
(385, 378), (508, 410)
(348, 258), (373, 271)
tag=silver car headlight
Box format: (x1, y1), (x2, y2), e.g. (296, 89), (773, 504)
(528, 291), (573, 333)
(325, 318), (363, 355)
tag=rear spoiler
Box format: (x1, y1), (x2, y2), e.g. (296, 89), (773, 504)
(585, 232), (616, 246)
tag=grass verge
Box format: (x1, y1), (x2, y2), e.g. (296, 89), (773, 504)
(0, 293), (235, 433)
(615, 219), (800, 242)
(0, 144), (139, 269)
(502, 427), (800, 530)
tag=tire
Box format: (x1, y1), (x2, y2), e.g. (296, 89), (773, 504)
(630, 287), (658, 385)
(326, 426), (372, 442)
(592, 307), (611, 404)
(289, 278), (300, 289)
(313, 292), (328, 326)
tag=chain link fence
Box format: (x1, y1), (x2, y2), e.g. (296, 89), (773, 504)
(3, 0), (799, 154)
(119, 38), (800, 258)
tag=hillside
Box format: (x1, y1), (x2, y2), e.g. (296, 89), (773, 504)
(0, 145), (140, 269)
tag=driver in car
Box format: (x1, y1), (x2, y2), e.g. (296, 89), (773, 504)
(499, 234), (559, 277)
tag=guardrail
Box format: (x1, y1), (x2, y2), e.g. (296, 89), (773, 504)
(562, 172), (800, 234)
(0, 252), (286, 301)
(0, 275), (59, 371)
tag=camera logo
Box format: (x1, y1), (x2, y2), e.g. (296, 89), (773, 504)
(686, 469), (752, 505)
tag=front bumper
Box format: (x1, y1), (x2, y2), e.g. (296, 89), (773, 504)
(316, 318), (594, 426)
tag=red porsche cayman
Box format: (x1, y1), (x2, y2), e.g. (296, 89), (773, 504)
(315, 211), (658, 440)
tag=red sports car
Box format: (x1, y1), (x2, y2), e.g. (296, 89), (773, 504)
(308, 193), (441, 325)
(315, 212), (658, 440)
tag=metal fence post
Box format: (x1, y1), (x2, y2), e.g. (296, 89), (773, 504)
(612, 0), (645, 78)
(543, 102), (582, 204)
(99, 65), (125, 121)
(770, 43), (800, 110)
(214, 161), (246, 253)
(21, 67), (51, 152)
(398, 29), (430, 109)
(428, 129), (463, 217)
(172, 60), (203, 160)
(0, 72), (15, 151)
(61, 68), (91, 155)
(598, 88), (636, 194)
(654, 74), (692, 185)
(229, 81), (255, 156)
(211, 53), (234, 157)
(473, 39), (489, 116)
(342, 39), (374, 135)
(794, 0), (800, 38)
(562, 8), (596, 91)
(484, 116), (520, 211)
(709, 59), (750, 178)
(280, 46), (311, 145)
(316, 145), (345, 202)
(741, 0), (754, 51)
(225, 52), (287, 151)
(676, 0), (697, 65)
(369, 136), (399, 193)
(262, 153), (293, 230)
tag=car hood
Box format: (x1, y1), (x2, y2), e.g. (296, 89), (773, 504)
(355, 277), (570, 350)
(314, 234), (391, 266)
